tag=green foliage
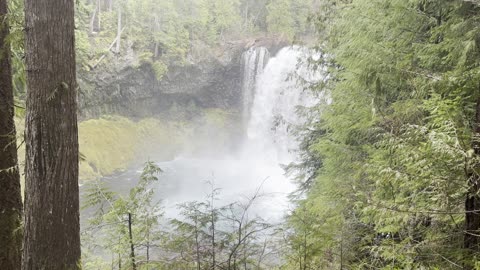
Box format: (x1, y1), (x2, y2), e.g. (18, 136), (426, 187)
(151, 60), (168, 80)
(8, 0), (320, 102)
(266, 0), (295, 40)
(83, 176), (278, 269)
(164, 184), (275, 269)
(71, 0), (320, 73)
(205, 0), (242, 41)
(78, 111), (239, 182)
(285, 0), (480, 268)
(72, 0), (250, 73)
(266, 0), (315, 41)
(8, 0), (26, 98)
(78, 117), (176, 180)
(82, 161), (164, 269)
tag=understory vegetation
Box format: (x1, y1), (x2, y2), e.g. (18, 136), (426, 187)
(5, 0), (480, 269)
(77, 109), (237, 182)
(284, 0), (480, 269)
(16, 109), (236, 184)
(82, 162), (281, 270)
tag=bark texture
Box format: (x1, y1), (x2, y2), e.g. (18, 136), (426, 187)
(0, 1), (23, 269)
(465, 96), (480, 257)
(22, 0), (80, 269)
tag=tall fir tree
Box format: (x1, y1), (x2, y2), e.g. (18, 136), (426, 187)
(286, 0), (480, 268)
(22, 0), (81, 268)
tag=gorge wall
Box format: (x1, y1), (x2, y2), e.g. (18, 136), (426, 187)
(74, 38), (288, 181)
(78, 38), (287, 120)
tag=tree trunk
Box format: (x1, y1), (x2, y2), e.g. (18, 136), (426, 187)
(22, 0), (80, 269)
(211, 203), (216, 269)
(128, 213), (137, 270)
(146, 223), (150, 269)
(96, 0), (101, 31)
(194, 218), (201, 270)
(243, 2), (249, 32)
(154, 42), (159, 60)
(89, 3), (97, 34)
(464, 95), (480, 264)
(89, 0), (101, 34)
(115, 6), (122, 54)
(0, 1), (23, 269)
(340, 229), (343, 270)
(118, 252), (122, 270)
(303, 232), (307, 270)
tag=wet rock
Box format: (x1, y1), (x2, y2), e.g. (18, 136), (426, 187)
(78, 38), (287, 120)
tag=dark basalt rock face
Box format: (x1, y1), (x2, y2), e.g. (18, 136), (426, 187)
(78, 37), (288, 120)
(79, 47), (244, 120)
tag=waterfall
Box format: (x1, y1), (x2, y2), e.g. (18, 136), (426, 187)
(241, 47), (270, 129)
(83, 46), (323, 224)
(243, 46), (320, 164)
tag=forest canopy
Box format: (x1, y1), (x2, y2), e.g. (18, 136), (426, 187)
(285, 0), (480, 269)
(76, 0), (317, 78)
(3, 0), (480, 269)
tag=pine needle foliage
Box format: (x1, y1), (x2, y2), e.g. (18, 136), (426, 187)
(286, 0), (480, 268)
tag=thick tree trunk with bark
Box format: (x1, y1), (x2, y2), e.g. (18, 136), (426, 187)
(22, 0), (80, 269)
(465, 96), (480, 260)
(0, 1), (23, 269)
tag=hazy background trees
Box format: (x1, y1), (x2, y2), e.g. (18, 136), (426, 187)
(82, 165), (278, 270)
(75, 0), (317, 79)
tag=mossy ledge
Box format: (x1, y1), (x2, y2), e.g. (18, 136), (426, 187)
(17, 108), (239, 184)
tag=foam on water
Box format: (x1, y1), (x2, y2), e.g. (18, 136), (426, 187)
(155, 46), (322, 221)
(89, 46), (323, 222)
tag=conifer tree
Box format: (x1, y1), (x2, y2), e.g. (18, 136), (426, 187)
(22, 0), (81, 268)
(286, 0), (480, 268)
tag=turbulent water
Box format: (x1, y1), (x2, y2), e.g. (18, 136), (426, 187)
(87, 46), (321, 222)
(245, 46), (318, 164)
(242, 47), (270, 129)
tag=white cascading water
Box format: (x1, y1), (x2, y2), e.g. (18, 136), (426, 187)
(91, 46), (321, 222)
(243, 46), (318, 165)
(149, 46), (321, 220)
(81, 46), (323, 262)
(241, 47), (270, 128)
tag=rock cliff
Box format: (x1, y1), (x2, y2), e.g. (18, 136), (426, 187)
(78, 37), (287, 120)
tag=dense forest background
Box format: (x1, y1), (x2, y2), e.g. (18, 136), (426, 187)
(10, 0), (317, 100)
(4, 0), (480, 269)
(8, 0), (319, 181)
(288, 0), (480, 269)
